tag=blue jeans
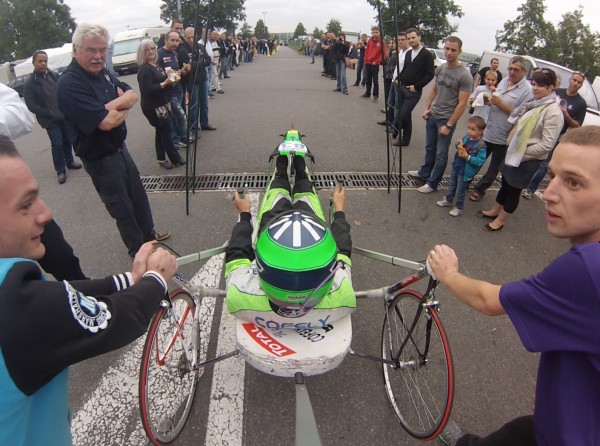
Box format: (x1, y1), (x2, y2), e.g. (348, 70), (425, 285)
(335, 59), (347, 91)
(527, 148), (554, 193)
(199, 75), (210, 127)
(46, 122), (75, 174)
(445, 168), (468, 209)
(418, 116), (455, 190)
(310, 49), (315, 63)
(187, 84), (199, 132)
(169, 91), (187, 144)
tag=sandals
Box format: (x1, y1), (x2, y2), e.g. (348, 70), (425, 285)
(469, 191), (483, 202)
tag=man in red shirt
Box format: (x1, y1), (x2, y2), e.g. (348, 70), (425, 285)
(361, 26), (387, 102)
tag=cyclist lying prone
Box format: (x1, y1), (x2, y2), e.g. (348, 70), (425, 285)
(225, 155), (355, 325)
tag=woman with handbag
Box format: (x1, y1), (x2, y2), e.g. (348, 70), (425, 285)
(136, 39), (186, 169)
(477, 68), (563, 231)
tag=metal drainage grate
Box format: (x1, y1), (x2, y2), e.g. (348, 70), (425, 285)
(140, 172), (526, 193)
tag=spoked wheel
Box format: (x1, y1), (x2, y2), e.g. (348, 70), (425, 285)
(381, 290), (454, 440)
(139, 289), (200, 445)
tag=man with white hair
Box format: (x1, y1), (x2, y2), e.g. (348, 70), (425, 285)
(57, 23), (170, 258)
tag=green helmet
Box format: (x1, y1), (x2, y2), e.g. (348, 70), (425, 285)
(256, 210), (338, 315)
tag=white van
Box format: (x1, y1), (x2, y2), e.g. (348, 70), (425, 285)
(478, 50), (600, 126)
(112, 27), (170, 75)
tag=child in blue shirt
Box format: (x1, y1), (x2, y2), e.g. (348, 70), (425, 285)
(437, 116), (487, 216)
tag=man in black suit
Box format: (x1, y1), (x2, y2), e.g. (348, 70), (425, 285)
(392, 28), (435, 147)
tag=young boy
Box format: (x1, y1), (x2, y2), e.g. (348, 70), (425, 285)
(469, 70), (497, 121)
(437, 116), (487, 216)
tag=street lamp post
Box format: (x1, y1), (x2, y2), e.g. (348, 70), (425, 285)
(262, 11), (267, 24)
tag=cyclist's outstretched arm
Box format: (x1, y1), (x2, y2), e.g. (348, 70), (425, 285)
(225, 191), (254, 271)
(330, 186), (352, 258)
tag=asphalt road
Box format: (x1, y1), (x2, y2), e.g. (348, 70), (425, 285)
(13, 46), (568, 446)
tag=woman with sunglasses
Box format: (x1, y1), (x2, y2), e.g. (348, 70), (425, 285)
(477, 68), (563, 231)
(136, 38), (186, 169)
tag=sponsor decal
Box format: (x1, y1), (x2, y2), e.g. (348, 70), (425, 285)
(243, 323), (296, 357)
(255, 315), (331, 330)
(65, 281), (111, 333)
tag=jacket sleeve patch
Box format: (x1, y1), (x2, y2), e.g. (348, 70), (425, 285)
(65, 281), (112, 333)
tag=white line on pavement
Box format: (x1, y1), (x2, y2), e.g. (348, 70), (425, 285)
(204, 192), (260, 446)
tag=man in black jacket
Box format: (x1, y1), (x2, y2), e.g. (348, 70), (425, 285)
(392, 28), (435, 147)
(24, 50), (82, 184)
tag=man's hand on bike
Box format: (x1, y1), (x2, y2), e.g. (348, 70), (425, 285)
(233, 190), (251, 213)
(332, 185), (346, 212)
(427, 244), (459, 283)
(131, 241), (178, 283)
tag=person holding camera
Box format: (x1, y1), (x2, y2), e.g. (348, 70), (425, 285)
(332, 33), (351, 95)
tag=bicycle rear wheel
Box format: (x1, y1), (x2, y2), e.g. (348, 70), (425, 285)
(381, 290), (454, 440)
(139, 289), (200, 445)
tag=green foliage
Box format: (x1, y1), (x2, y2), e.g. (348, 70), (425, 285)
(326, 18), (342, 36)
(293, 22), (307, 39)
(238, 22), (253, 39)
(0, 0), (76, 62)
(367, 0), (462, 47)
(160, 0), (245, 32)
(254, 19), (269, 39)
(555, 7), (600, 81)
(495, 0), (557, 60)
(312, 27), (324, 39)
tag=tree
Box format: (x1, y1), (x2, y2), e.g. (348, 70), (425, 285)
(326, 18), (342, 36)
(312, 27), (324, 38)
(238, 22), (253, 39)
(367, 0), (462, 47)
(293, 22), (307, 39)
(555, 7), (600, 81)
(495, 0), (558, 60)
(160, 0), (245, 32)
(0, 0), (76, 62)
(254, 19), (269, 39)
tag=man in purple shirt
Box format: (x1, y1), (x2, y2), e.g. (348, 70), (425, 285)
(429, 125), (600, 446)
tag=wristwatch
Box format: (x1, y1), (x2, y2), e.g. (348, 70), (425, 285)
(445, 123), (453, 129)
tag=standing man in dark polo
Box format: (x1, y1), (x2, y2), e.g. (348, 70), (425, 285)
(24, 50), (82, 184)
(57, 23), (170, 258)
(408, 36), (472, 193)
(392, 28), (435, 147)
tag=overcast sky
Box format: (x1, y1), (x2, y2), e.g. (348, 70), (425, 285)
(64, 0), (600, 55)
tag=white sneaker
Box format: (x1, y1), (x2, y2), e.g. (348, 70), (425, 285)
(418, 184), (435, 194)
(449, 207), (463, 217)
(408, 170), (421, 178)
(521, 190), (532, 199)
(437, 199), (452, 207)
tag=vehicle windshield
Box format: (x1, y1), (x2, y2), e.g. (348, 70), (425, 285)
(113, 38), (143, 56)
(459, 52), (480, 65)
(434, 49), (445, 59)
(534, 60), (599, 110)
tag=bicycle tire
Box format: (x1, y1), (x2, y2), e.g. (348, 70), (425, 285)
(139, 289), (200, 445)
(381, 290), (454, 440)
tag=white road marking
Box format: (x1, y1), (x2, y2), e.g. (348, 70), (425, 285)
(71, 248), (225, 445)
(204, 192), (259, 446)
(71, 192), (260, 445)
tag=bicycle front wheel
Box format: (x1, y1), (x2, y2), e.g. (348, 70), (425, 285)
(139, 289), (200, 445)
(381, 290), (454, 440)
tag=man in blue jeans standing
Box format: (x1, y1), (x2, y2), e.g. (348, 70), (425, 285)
(158, 30), (190, 149)
(408, 36), (471, 193)
(24, 50), (82, 184)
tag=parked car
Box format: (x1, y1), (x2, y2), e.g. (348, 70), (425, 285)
(429, 48), (445, 68)
(478, 50), (600, 126)
(458, 52), (480, 77)
(7, 74), (29, 97)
